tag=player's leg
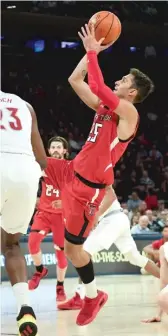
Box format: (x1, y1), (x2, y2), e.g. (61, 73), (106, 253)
(51, 213), (68, 301)
(63, 186), (107, 326)
(28, 212), (50, 290)
(0, 159), (41, 335)
(113, 214), (160, 278)
(57, 277), (84, 310)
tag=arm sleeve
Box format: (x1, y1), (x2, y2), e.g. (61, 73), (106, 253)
(152, 240), (159, 249)
(87, 51), (120, 112)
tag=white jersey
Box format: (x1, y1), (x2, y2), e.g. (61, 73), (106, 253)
(0, 91), (34, 157)
(164, 242), (168, 262)
(99, 198), (121, 221)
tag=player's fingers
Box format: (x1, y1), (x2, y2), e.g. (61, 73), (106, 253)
(98, 37), (105, 45)
(78, 31), (84, 41)
(81, 26), (87, 37)
(85, 23), (91, 36)
(90, 22), (95, 37)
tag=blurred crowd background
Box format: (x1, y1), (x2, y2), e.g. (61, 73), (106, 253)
(2, 1), (168, 237)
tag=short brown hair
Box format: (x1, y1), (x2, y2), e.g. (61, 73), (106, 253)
(48, 136), (69, 159)
(130, 68), (154, 103)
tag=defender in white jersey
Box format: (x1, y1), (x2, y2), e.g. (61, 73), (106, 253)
(0, 90), (47, 336)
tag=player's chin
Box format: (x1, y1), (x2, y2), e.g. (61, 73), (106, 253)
(52, 154), (61, 159)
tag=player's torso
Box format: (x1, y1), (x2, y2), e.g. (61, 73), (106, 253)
(74, 104), (116, 185)
(111, 116), (139, 167)
(0, 91), (34, 157)
(38, 178), (62, 214)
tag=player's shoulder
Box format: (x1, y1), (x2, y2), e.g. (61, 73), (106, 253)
(47, 157), (71, 167)
(0, 90), (22, 102)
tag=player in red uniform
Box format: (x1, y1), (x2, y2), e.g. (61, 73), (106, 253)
(28, 136), (69, 301)
(47, 24), (154, 326)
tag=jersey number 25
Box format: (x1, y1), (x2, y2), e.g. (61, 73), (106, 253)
(88, 122), (102, 143)
(0, 108), (22, 130)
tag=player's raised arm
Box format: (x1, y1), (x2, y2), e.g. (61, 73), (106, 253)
(26, 103), (47, 169)
(68, 54), (99, 111)
(79, 24), (154, 125)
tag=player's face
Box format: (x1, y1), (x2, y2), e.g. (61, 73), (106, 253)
(114, 74), (137, 101)
(48, 141), (67, 159)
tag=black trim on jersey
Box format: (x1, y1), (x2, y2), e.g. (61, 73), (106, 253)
(118, 116), (140, 143)
(65, 229), (87, 245)
(75, 172), (106, 189)
(119, 135), (134, 143)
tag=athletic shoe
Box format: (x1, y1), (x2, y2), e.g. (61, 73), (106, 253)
(28, 267), (48, 290)
(57, 292), (83, 310)
(56, 286), (66, 302)
(17, 305), (39, 336)
(76, 290), (108, 326)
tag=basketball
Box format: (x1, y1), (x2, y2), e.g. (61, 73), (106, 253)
(88, 11), (121, 45)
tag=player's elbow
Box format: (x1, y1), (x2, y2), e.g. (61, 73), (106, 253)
(68, 75), (78, 86)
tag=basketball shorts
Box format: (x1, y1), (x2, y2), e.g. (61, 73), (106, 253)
(62, 174), (105, 245)
(31, 211), (64, 248)
(0, 153), (41, 234)
(84, 209), (136, 255)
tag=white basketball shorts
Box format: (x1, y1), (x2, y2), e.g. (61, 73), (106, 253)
(84, 209), (136, 256)
(0, 153), (41, 234)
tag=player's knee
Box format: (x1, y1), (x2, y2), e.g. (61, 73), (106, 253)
(64, 241), (81, 263)
(1, 241), (19, 255)
(56, 250), (68, 269)
(28, 232), (42, 255)
(124, 249), (148, 268)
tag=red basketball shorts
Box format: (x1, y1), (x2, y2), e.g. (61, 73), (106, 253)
(31, 211), (65, 248)
(62, 174), (105, 244)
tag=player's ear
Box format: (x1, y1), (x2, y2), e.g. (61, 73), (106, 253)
(129, 88), (137, 98)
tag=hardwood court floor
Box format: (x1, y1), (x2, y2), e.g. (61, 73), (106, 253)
(1, 275), (168, 336)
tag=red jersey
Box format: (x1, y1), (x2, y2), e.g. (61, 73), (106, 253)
(74, 104), (115, 185)
(38, 157), (73, 214)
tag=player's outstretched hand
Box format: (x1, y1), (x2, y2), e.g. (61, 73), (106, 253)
(141, 316), (161, 323)
(78, 23), (112, 54)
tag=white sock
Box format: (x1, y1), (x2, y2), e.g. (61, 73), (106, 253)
(13, 282), (30, 313)
(84, 279), (97, 299)
(76, 284), (85, 299)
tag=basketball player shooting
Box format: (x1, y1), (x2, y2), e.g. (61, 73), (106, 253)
(28, 136), (69, 302)
(0, 91), (47, 336)
(56, 23), (154, 326)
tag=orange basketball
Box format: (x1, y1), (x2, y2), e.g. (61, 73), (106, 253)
(88, 11), (121, 45)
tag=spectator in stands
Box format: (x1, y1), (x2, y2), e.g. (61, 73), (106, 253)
(131, 215), (150, 234)
(145, 187), (158, 210)
(127, 192), (142, 212)
(131, 214), (140, 228)
(139, 200), (147, 215)
(140, 170), (155, 188)
(161, 172), (168, 200)
(149, 145), (162, 161)
(147, 210), (165, 232)
(143, 226), (168, 264)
